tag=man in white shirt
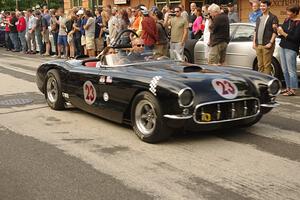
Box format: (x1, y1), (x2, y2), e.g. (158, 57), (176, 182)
(108, 7), (119, 45)
(26, 9), (37, 54)
(57, 8), (68, 58)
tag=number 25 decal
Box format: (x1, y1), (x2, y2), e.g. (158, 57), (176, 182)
(212, 79), (238, 99)
(83, 81), (97, 105)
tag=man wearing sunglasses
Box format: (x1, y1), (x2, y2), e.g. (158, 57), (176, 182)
(131, 38), (145, 54)
(167, 6), (188, 60)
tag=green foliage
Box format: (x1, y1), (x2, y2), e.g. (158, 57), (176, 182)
(0, 0), (63, 11)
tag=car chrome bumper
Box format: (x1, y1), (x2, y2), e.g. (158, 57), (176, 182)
(164, 114), (193, 120)
(260, 102), (279, 108)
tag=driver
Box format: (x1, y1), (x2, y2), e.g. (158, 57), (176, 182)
(128, 38), (145, 57)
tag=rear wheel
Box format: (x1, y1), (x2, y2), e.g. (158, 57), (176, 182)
(253, 57), (283, 80)
(45, 69), (65, 110)
(131, 92), (172, 143)
(184, 49), (192, 63)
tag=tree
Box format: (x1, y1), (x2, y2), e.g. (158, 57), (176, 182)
(0, 0), (63, 11)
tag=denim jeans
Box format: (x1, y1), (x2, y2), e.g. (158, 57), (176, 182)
(279, 47), (299, 89)
(9, 32), (21, 51)
(170, 42), (184, 60)
(5, 31), (13, 50)
(18, 31), (27, 53)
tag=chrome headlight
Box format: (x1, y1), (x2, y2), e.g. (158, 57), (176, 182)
(178, 88), (194, 107)
(268, 79), (281, 96)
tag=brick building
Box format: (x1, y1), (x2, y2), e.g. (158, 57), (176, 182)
(64, 0), (298, 23)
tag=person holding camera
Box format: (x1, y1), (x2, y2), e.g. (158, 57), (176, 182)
(207, 3), (230, 65)
(167, 6), (188, 60)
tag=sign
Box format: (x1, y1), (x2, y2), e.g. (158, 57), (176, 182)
(83, 81), (97, 105)
(114, 0), (127, 5)
(212, 79), (238, 99)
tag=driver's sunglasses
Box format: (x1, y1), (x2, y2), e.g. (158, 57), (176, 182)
(135, 44), (145, 47)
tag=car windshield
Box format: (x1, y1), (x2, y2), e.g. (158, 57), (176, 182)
(104, 50), (182, 67)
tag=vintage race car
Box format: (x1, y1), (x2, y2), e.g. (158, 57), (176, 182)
(36, 30), (281, 143)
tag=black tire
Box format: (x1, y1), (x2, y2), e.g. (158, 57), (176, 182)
(253, 57), (283, 80)
(45, 69), (65, 110)
(184, 49), (192, 63)
(131, 91), (173, 143)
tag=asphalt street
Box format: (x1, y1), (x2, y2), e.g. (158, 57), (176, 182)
(0, 48), (300, 200)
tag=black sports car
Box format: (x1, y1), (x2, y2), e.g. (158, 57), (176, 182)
(36, 31), (281, 143)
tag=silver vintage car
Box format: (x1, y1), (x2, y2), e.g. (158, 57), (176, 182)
(184, 23), (300, 80)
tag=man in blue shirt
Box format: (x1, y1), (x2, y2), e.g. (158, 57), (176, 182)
(249, 1), (262, 24)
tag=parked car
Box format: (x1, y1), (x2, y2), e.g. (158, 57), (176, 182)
(184, 23), (300, 80)
(36, 30), (281, 143)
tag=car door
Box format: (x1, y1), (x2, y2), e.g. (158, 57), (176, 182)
(226, 24), (257, 68)
(66, 65), (103, 116)
(194, 24), (238, 64)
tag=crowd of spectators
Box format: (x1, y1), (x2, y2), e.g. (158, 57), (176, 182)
(0, 1), (298, 95)
(0, 2), (239, 60)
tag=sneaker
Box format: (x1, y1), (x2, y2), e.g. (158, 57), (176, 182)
(61, 55), (67, 59)
(51, 55), (60, 58)
(43, 53), (50, 56)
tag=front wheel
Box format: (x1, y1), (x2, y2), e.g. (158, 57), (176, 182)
(45, 69), (65, 110)
(131, 92), (172, 143)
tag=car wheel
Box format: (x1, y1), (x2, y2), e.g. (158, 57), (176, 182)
(253, 57), (283, 80)
(131, 91), (172, 143)
(45, 69), (65, 110)
(184, 49), (192, 63)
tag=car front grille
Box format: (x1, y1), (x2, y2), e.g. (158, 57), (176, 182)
(193, 98), (260, 124)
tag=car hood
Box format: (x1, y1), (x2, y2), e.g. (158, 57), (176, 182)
(124, 61), (258, 101)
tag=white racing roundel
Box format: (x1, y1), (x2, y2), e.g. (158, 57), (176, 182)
(83, 81), (97, 105)
(212, 79), (238, 99)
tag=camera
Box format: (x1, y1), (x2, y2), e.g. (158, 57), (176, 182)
(169, 12), (176, 17)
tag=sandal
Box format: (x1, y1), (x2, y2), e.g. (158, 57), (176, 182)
(280, 89), (289, 94)
(282, 90), (296, 96)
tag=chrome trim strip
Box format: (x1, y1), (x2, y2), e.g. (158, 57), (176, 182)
(243, 101), (248, 117)
(164, 114), (193, 120)
(261, 102), (280, 108)
(193, 97), (260, 124)
(178, 87), (195, 108)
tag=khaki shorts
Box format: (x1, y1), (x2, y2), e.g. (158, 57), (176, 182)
(43, 29), (50, 43)
(95, 38), (104, 52)
(81, 35), (86, 46)
(208, 42), (228, 65)
(86, 36), (95, 50)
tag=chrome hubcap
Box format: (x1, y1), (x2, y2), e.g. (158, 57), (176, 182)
(135, 100), (157, 135)
(46, 76), (58, 103)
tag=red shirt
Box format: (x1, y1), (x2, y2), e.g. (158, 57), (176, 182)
(141, 16), (158, 46)
(5, 16), (11, 32)
(17, 16), (26, 32)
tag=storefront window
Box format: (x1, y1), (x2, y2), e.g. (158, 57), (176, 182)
(73, 0), (82, 7)
(93, 0), (103, 8)
(155, 0), (181, 9)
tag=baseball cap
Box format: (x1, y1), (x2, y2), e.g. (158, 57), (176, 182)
(139, 6), (148, 15)
(76, 9), (84, 15)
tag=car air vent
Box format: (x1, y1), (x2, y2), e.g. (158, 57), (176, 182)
(183, 66), (203, 73)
